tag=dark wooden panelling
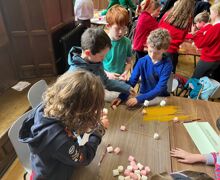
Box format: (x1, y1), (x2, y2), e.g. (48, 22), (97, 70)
(0, 0), (26, 31)
(26, 0), (46, 30)
(60, 0), (74, 23)
(44, 0), (62, 29)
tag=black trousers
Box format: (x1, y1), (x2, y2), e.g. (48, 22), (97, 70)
(192, 59), (220, 80)
(165, 52), (179, 73)
(134, 50), (148, 68)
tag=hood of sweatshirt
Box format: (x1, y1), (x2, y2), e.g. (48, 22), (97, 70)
(19, 104), (64, 154)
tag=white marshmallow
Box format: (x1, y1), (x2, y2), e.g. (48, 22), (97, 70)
(125, 176), (131, 180)
(144, 100), (149, 107)
(120, 125), (126, 131)
(107, 146), (113, 153)
(141, 175), (148, 180)
(118, 165), (124, 173)
(160, 100), (166, 106)
(137, 163), (144, 170)
(113, 169), (120, 176)
(127, 165), (133, 171)
(134, 170), (141, 175)
(153, 133), (160, 140)
(103, 108), (108, 114)
(118, 175), (125, 180)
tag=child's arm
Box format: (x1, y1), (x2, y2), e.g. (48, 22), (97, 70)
(135, 61), (172, 104)
(119, 57), (132, 81)
(170, 148), (206, 164)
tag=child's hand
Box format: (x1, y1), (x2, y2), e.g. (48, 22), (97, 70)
(111, 98), (122, 107)
(170, 148), (206, 164)
(126, 97), (138, 107)
(101, 117), (109, 129)
(129, 87), (136, 96)
(119, 73), (127, 81)
(106, 71), (120, 80)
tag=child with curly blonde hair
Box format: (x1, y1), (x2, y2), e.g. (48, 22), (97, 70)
(19, 70), (109, 180)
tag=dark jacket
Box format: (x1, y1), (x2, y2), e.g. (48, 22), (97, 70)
(19, 105), (103, 180)
(68, 47), (131, 94)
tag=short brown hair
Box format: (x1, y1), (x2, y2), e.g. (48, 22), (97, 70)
(43, 70), (105, 133)
(106, 4), (129, 26)
(147, 28), (171, 50)
(81, 28), (111, 55)
(194, 11), (210, 23)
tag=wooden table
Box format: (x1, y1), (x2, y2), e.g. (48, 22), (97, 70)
(179, 41), (201, 68)
(72, 96), (220, 179)
(91, 10), (107, 26)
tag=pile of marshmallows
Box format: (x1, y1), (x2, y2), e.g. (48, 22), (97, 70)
(112, 155), (150, 180)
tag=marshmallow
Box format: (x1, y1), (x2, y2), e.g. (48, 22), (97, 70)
(160, 100), (166, 106)
(113, 169), (119, 176)
(173, 116), (179, 122)
(118, 165), (124, 173)
(132, 165), (139, 171)
(127, 165), (133, 171)
(134, 170), (141, 175)
(144, 166), (151, 174)
(153, 133), (160, 140)
(142, 109), (147, 114)
(137, 163), (144, 170)
(107, 146), (113, 153)
(144, 100), (149, 107)
(128, 155), (135, 162)
(114, 147), (121, 154)
(130, 173), (138, 180)
(118, 175), (125, 180)
(120, 125), (126, 131)
(140, 170), (147, 176)
(130, 161), (136, 166)
(141, 175), (148, 180)
(103, 108), (108, 115)
(125, 176), (131, 180)
(124, 169), (131, 176)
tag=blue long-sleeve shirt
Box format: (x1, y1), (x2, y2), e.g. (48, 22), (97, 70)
(119, 55), (172, 103)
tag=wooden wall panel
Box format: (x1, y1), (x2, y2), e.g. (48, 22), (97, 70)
(44, 0), (62, 29)
(93, 0), (109, 10)
(26, 0), (46, 30)
(0, 0), (26, 31)
(60, 0), (74, 23)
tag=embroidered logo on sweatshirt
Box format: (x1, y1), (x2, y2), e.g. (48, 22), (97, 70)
(69, 145), (79, 161)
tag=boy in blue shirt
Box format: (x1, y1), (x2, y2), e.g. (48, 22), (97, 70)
(112, 28), (173, 107)
(103, 5), (132, 81)
(68, 28), (135, 96)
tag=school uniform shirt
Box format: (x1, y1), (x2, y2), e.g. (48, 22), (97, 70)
(159, 12), (189, 53)
(193, 22), (220, 62)
(74, 0), (94, 21)
(103, 36), (132, 74)
(19, 104), (104, 180)
(204, 152), (220, 180)
(185, 23), (212, 40)
(68, 47), (131, 94)
(119, 54), (173, 103)
(133, 11), (158, 52)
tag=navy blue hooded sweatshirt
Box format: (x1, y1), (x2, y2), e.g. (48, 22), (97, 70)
(19, 105), (103, 180)
(68, 47), (131, 94)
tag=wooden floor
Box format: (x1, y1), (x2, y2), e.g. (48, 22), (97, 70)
(0, 55), (217, 179)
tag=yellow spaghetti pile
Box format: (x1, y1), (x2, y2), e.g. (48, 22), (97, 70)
(143, 105), (188, 122)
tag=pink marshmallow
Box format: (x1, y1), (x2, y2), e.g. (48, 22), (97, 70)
(130, 173), (138, 180)
(128, 155), (135, 162)
(114, 147), (121, 154)
(130, 161), (136, 166)
(145, 166), (151, 174)
(132, 165), (138, 171)
(124, 169), (130, 176)
(141, 170), (147, 176)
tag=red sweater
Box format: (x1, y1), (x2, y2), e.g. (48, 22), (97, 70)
(185, 24), (212, 40)
(133, 11), (158, 51)
(159, 13), (189, 53)
(193, 23), (220, 62)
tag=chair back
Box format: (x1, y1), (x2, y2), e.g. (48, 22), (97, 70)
(27, 80), (48, 108)
(60, 24), (87, 71)
(210, 79), (220, 99)
(167, 73), (178, 94)
(8, 110), (33, 173)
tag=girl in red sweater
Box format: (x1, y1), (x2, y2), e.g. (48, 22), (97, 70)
(159, 0), (195, 73)
(133, 0), (160, 62)
(192, 3), (220, 80)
